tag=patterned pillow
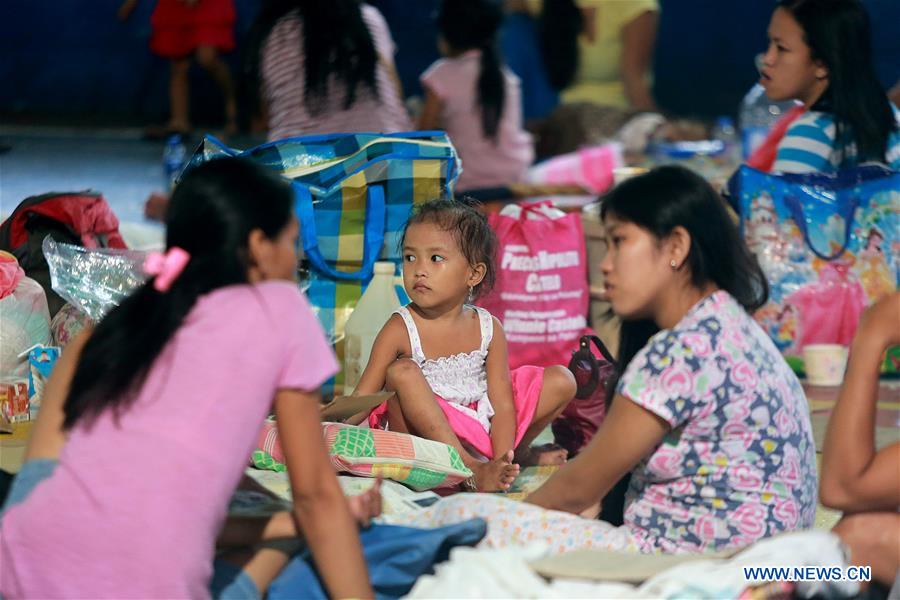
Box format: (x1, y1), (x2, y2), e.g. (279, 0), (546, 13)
(250, 420), (472, 491)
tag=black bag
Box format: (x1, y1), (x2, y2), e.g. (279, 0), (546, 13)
(553, 334), (617, 457)
(558, 334), (632, 526)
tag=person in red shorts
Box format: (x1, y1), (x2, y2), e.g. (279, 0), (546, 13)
(119, 0), (239, 137)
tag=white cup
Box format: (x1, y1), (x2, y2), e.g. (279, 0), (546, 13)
(803, 344), (849, 386)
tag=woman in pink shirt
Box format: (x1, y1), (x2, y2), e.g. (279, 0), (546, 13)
(418, 0), (534, 192)
(0, 158), (374, 598)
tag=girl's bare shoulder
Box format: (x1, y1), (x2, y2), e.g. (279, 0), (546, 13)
(380, 312), (412, 357)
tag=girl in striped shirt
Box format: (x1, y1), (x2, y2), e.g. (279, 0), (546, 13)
(248, 0), (411, 141)
(758, 0), (900, 173)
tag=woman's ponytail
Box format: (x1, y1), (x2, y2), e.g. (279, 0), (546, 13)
(478, 42), (505, 140)
(438, 0), (506, 140)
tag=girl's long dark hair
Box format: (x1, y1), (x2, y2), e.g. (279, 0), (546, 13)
(63, 158), (294, 429)
(779, 0), (896, 163)
(597, 166), (768, 525)
(246, 0), (378, 114)
(539, 0), (582, 91)
(601, 165), (769, 405)
(438, 0), (506, 140)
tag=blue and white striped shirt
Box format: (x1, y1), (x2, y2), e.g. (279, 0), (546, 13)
(772, 104), (900, 173)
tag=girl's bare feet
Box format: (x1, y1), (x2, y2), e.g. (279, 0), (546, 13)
(514, 443), (568, 467)
(464, 450), (520, 492)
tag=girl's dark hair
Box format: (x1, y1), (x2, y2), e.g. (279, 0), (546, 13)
(778, 0), (897, 163)
(246, 0), (378, 114)
(600, 166), (769, 405)
(63, 158), (294, 429)
(538, 0), (582, 91)
(438, 0), (506, 139)
(401, 197), (497, 299)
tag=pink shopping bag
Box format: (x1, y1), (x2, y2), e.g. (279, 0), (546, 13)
(477, 201), (589, 369)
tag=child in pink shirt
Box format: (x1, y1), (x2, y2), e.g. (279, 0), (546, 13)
(0, 158), (375, 599)
(418, 0), (534, 192)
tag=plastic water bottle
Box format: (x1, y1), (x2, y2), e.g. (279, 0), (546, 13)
(342, 261), (401, 394)
(162, 134), (186, 189)
(738, 84), (797, 159)
(711, 116), (740, 167)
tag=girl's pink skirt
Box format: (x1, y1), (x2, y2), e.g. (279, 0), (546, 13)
(367, 365), (544, 459)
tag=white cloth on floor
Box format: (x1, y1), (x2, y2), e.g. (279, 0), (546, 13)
(408, 529), (858, 599)
(409, 543), (638, 599)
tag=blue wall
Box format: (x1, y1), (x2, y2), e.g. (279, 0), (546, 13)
(0, 0), (261, 124)
(2, 0), (897, 123)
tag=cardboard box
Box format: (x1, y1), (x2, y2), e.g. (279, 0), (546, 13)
(0, 379), (30, 423)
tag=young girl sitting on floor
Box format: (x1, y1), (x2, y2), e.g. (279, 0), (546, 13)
(351, 199), (574, 492)
(418, 0), (534, 192)
(0, 158), (373, 599)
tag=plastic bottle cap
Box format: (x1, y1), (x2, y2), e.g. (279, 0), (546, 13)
(374, 261), (395, 274)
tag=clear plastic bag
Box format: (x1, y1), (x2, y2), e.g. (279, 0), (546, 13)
(0, 276), (51, 377)
(43, 237), (148, 321)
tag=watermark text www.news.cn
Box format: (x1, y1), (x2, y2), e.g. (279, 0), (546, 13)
(743, 566), (871, 582)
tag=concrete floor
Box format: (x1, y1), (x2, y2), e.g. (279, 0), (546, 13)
(0, 126), (268, 249)
(1, 127), (167, 224)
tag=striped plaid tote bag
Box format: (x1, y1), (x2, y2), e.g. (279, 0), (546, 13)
(185, 132), (460, 394)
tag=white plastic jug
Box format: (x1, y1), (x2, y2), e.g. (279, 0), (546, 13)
(343, 261), (401, 394)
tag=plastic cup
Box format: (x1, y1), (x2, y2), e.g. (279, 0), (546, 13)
(803, 344), (849, 386)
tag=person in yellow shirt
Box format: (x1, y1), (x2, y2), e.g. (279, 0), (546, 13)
(562, 0), (659, 110)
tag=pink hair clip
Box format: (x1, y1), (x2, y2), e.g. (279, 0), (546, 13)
(143, 247), (190, 292)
